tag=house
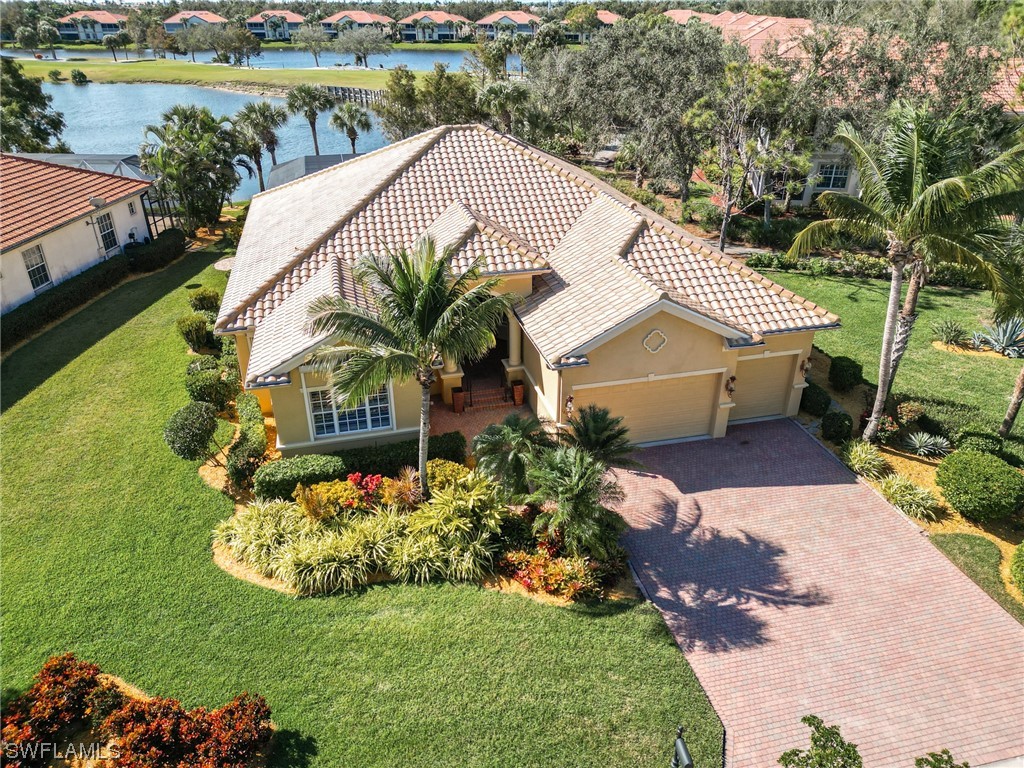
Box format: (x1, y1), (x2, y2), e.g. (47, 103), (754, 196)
(397, 11), (471, 42)
(162, 10), (228, 34)
(267, 155), (356, 188)
(12, 153), (152, 181)
(476, 11), (542, 38)
(0, 155), (153, 315)
(563, 10), (620, 43)
(663, 9), (812, 58)
(56, 11), (126, 41)
(246, 10), (306, 41)
(216, 125), (838, 454)
(321, 11), (393, 37)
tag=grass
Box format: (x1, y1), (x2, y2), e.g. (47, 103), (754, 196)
(0, 241), (723, 767)
(931, 534), (1024, 623)
(20, 57), (397, 89)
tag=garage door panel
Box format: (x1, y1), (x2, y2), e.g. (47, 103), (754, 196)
(576, 374), (717, 443)
(731, 355), (794, 421)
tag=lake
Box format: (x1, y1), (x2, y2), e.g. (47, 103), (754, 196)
(44, 81), (391, 201)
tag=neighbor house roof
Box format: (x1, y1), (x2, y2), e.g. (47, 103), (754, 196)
(247, 10), (305, 23)
(596, 10), (621, 24)
(322, 10), (394, 25)
(163, 10), (228, 24)
(0, 154), (151, 253)
(58, 10), (127, 24)
(218, 126), (837, 388)
(664, 9), (813, 57)
(397, 10), (470, 25)
(477, 11), (542, 26)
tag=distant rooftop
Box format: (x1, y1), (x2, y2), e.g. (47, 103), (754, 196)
(13, 153), (152, 181)
(267, 154), (357, 189)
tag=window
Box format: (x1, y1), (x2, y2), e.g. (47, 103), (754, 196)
(308, 388), (391, 438)
(815, 164), (850, 190)
(22, 245), (52, 291)
(96, 212), (119, 253)
(128, 201), (136, 216)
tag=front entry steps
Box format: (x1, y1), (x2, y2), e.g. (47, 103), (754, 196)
(465, 385), (512, 410)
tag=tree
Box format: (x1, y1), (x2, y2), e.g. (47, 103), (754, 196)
(563, 404), (638, 467)
(564, 5), (599, 37)
(418, 63), (481, 126)
(141, 104), (249, 235)
(788, 107), (1024, 441)
(373, 66), (424, 140)
(15, 25), (39, 55)
(526, 446), (625, 560)
(329, 101), (372, 154)
(235, 100), (289, 166)
(994, 226), (1024, 438)
(102, 33), (121, 61)
(37, 21), (60, 61)
(286, 84), (336, 155)
(163, 402), (220, 462)
(126, 11), (149, 59)
(472, 413), (555, 499)
(478, 80), (530, 135)
(223, 27), (262, 67)
(778, 715), (862, 768)
(292, 23), (330, 67)
(234, 108), (269, 192)
(0, 58), (68, 152)
(334, 26), (391, 68)
(147, 23), (171, 59)
(175, 26), (204, 63)
(306, 239), (517, 496)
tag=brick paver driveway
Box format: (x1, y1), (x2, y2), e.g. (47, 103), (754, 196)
(614, 419), (1023, 768)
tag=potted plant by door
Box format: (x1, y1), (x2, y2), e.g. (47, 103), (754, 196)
(511, 380), (524, 407)
(452, 387), (466, 414)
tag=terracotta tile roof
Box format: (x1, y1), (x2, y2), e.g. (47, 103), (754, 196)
(247, 10), (305, 23)
(477, 11), (542, 26)
(163, 11), (227, 24)
(219, 126), (837, 387)
(596, 10), (621, 25)
(397, 10), (470, 25)
(0, 154), (151, 253)
(322, 11), (394, 25)
(58, 11), (126, 24)
(990, 59), (1023, 112)
(664, 9), (812, 57)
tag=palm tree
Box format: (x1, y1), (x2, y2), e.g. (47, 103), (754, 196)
(788, 105), (1024, 441)
(995, 227), (1024, 438)
(329, 101), (372, 154)
(526, 446), (626, 560)
(472, 412), (555, 499)
(234, 121), (267, 192)
(306, 239), (518, 496)
(235, 100), (288, 166)
(478, 80), (530, 135)
(286, 84), (336, 156)
(103, 33), (120, 61)
(563, 404), (639, 467)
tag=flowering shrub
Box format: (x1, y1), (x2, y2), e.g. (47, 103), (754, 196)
(425, 459), (470, 490)
(862, 412), (900, 444)
(502, 545), (602, 601)
(896, 400), (926, 425)
(295, 473), (384, 520)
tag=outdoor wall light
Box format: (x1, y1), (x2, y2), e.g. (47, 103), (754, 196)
(564, 394), (574, 419)
(725, 376), (737, 399)
(800, 357), (812, 377)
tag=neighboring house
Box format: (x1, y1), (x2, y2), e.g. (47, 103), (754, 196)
(216, 125), (838, 455)
(13, 153), (152, 181)
(320, 10), (393, 37)
(476, 11), (542, 39)
(162, 11), (228, 34)
(397, 11), (471, 42)
(563, 10), (620, 43)
(0, 155), (153, 315)
(56, 11), (126, 41)
(246, 10), (305, 40)
(267, 155), (356, 188)
(663, 9), (812, 58)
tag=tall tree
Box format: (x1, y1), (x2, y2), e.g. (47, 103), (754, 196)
(373, 66), (425, 140)
(418, 63), (482, 126)
(0, 58), (68, 152)
(15, 25), (39, 55)
(306, 240), (517, 496)
(334, 26), (391, 68)
(478, 80), (530, 135)
(235, 100), (289, 165)
(329, 101), (372, 154)
(102, 32), (121, 61)
(37, 21), (60, 61)
(126, 11), (149, 59)
(788, 108), (1024, 441)
(292, 23), (330, 67)
(286, 84), (336, 155)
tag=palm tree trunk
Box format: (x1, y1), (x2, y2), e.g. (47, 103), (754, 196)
(887, 260), (924, 396)
(254, 154), (265, 192)
(349, 131), (357, 154)
(418, 381), (431, 497)
(863, 251), (908, 442)
(269, 147), (278, 166)
(309, 119), (320, 155)
(999, 364), (1024, 438)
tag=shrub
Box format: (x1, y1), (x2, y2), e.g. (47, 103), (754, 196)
(564, 404), (637, 466)
(903, 431), (952, 457)
(185, 368), (236, 410)
(973, 318), (1024, 358)
(426, 458), (470, 490)
(800, 381), (831, 417)
(125, 228), (186, 273)
(842, 441), (889, 479)
(472, 413), (555, 498)
(828, 356), (862, 393)
(295, 473), (384, 520)
(821, 410), (853, 443)
(501, 546), (602, 600)
(609, 178), (665, 214)
(931, 318), (968, 346)
(177, 312), (210, 352)
(163, 402), (218, 461)
(956, 434), (1004, 456)
(253, 454), (347, 500)
(85, 680), (127, 740)
(685, 197), (722, 229)
(930, 262), (986, 289)
(70, 68), (88, 84)
(226, 423), (268, 489)
(333, 431), (467, 478)
(936, 450), (1024, 521)
(187, 286), (221, 312)
(878, 474), (939, 520)
(1011, 542), (1024, 593)
(186, 354), (220, 374)
(745, 252), (799, 271)
(379, 467), (422, 511)
(47, 68), (62, 82)
(896, 400), (926, 425)
(870, 413), (900, 444)
(916, 399), (986, 442)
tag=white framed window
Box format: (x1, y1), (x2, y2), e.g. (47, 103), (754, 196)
(96, 212), (119, 253)
(815, 164), (850, 190)
(128, 201), (137, 216)
(22, 245), (52, 292)
(307, 388), (391, 438)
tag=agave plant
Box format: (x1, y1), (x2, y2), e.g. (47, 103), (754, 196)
(931, 318), (968, 347)
(902, 431), (952, 457)
(974, 318), (1024, 358)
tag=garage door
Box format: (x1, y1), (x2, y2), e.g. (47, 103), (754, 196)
(575, 374), (718, 443)
(730, 355), (794, 421)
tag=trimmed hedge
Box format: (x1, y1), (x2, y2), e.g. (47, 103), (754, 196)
(226, 392), (268, 489)
(125, 228), (186, 273)
(163, 402), (218, 461)
(1012, 542), (1024, 593)
(333, 431), (467, 477)
(821, 410), (853, 443)
(185, 368), (237, 411)
(935, 450), (1024, 522)
(253, 454), (348, 500)
(828, 356), (862, 393)
(800, 381), (831, 418)
(956, 434), (1004, 457)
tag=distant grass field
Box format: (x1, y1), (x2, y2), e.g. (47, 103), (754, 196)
(20, 57), (397, 89)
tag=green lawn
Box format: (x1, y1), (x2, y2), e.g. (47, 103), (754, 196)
(930, 534), (1024, 624)
(0, 244), (722, 767)
(767, 271), (1023, 462)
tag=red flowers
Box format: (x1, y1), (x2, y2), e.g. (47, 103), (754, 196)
(501, 546), (601, 601)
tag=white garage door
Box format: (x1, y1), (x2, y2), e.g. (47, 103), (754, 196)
(575, 374), (718, 443)
(730, 355), (794, 421)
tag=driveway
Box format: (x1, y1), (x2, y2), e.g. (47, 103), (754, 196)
(614, 419), (1024, 768)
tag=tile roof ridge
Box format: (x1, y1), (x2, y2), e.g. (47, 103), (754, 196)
(1, 153), (152, 189)
(468, 206), (548, 269)
(221, 126), (451, 329)
(610, 218), (667, 301)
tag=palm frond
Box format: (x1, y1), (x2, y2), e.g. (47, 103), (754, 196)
(319, 346), (419, 407)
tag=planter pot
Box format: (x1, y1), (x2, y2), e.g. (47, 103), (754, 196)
(511, 380), (524, 407)
(452, 387), (465, 414)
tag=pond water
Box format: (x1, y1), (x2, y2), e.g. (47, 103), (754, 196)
(44, 81), (391, 201)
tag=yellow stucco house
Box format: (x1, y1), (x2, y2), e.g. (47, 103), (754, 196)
(215, 125), (838, 455)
